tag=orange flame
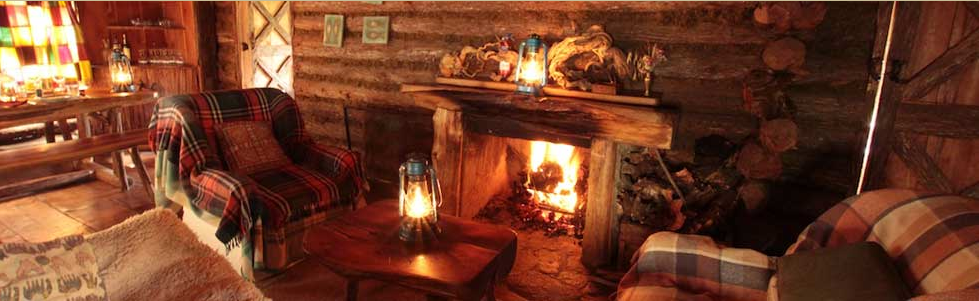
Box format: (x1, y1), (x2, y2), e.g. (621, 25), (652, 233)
(527, 141), (581, 214)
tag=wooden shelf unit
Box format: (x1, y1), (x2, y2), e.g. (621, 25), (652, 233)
(76, 1), (205, 132)
(77, 1), (201, 93)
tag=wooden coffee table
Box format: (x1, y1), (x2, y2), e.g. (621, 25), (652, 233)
(304, 200), (517, 300)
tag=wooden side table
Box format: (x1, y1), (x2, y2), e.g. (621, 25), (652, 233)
(304, 200), (517, 301)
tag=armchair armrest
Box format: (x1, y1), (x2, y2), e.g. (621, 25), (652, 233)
(190, 168), (255, 244)
(287, 141), (369, 203)
(619, 232), (774, 301)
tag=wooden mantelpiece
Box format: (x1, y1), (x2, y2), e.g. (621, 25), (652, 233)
(403, 85), (677, 149)
(402, 84), (677, 269)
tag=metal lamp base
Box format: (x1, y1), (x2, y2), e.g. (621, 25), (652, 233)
(515, 84), (543, 96)
(398, 216), (441, 243)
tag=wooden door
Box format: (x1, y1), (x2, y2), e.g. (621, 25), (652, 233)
(239, 1), (293, 95)
(860, 2), (979, 197)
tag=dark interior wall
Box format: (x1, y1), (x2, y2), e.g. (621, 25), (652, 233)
(273, 2), (876, 197)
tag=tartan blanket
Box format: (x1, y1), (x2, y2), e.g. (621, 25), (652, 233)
(618, 232), (775, 301)
(148, 88), (366, 250)
(787, 189), (979, 295)
(618, 189), (979, 300)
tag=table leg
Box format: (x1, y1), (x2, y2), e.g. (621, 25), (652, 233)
(43, 121), (56, 143)
(346, 279), (359, 301)
(484, 277), (496, 301)
(110, 109), (129, 191)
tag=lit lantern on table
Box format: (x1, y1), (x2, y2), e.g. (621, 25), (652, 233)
(398, 154), (442, 242)
(109, 48), (135, 93)
(514, 33), (548, 96)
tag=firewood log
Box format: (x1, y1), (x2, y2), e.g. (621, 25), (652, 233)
(793, 2), (828, 30)
(736, 141), (783, 180)
(753, 4), (773, 27)
(759, 118), (799, 152)
(769, 2), (800, 33)
(738, 180), (770, 216)
(763, 37), (806, 72)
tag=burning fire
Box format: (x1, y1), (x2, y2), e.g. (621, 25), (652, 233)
(526, 141), (582, 214)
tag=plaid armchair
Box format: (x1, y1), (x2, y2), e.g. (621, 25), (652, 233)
(618, 189), (979, 300)
(148, 88), (367, 278)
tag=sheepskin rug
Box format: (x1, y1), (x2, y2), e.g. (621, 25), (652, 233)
(86, 208), (267, 301)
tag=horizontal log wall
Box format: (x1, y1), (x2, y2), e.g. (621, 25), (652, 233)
(283, 1), (876, 193)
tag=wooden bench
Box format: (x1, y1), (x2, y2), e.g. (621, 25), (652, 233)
(0, 128), (154, 199)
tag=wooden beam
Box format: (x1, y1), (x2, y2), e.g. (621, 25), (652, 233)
(861, 1), (922, 192)
(582, 138), (619, 269)
(0, 170), (95, 202)
(901, 28), (979, 102)
(431, 108), (465, 217)
(895, 103), (979, 138)
(406, 88), (677, 149)
(891, 133), (954, 193)
(195, 1), (220, 91)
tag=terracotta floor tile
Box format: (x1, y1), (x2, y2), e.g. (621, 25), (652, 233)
(61, 198), (138, 232)
(37, 180), (120, 211)
(0, 196), (92, 242)
(0, 222), (24, 243)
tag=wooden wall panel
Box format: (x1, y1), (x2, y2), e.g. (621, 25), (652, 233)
(883, 2), (979, 192)
(278, 2), (877, 195)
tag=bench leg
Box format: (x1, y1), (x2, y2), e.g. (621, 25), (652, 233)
(111, 150), (129, 191)
(129, 146), (153, 200)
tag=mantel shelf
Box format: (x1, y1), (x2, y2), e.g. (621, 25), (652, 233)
(401, 83), (677, 149)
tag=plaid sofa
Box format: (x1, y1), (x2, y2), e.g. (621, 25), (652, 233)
(618, 189), (979, 300)
(149, 88), (367, 278)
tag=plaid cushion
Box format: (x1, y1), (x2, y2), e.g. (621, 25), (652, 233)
(619, 232), (775, 301)
(788, 189), (979, 295)
(149, 88), (367, 253)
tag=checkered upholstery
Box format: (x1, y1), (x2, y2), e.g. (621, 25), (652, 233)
(149, 88), (366, 270)
(618, 189), (979, 300)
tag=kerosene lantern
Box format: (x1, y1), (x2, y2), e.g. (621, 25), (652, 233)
(109, 48), (135, 93)
(398, 154), (442, 242)
(513, 33), (548, 96)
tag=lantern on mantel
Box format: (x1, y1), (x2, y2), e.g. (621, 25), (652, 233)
(514, 33), (548, 96)
(398, 154), (442, 242)
(109, 48), (135, 92)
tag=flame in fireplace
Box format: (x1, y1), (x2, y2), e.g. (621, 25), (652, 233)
(527, 141), (582, 214)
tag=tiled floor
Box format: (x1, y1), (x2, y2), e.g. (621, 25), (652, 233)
(0, 165), (613, 300)
(0, 171), (154, 244)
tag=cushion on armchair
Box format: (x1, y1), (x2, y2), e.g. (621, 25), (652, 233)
(777, 241), (910, 301)
(787, 190), (979, 295)
(216, 121), (291, 175)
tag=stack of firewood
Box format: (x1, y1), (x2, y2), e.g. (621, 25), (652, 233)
(618, 137), (742, 236)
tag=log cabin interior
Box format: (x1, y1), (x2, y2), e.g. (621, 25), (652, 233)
(0, 1), (976, 300)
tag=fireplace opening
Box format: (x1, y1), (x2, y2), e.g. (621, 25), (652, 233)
(476, 138), (589, 238)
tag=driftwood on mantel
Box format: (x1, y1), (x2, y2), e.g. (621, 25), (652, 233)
(403, 84), (677, 149)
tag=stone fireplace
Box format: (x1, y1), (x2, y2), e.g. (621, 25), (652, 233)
(404, 83), (677, 269)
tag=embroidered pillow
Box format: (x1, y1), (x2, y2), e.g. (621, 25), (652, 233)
(0, 235), (108, 301)
(216, 121), (291, 175)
